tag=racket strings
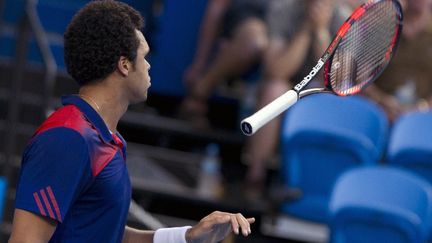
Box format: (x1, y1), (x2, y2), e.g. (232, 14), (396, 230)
(354, 9), (396, 72)
(342, 4), (395, 87)
(346, 4), (391, 58)
(349, 3), (396, 74)
(329, 1), (400, 95)
(334, 3), (397, 93)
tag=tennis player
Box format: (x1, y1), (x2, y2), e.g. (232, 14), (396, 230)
(8, 1), (254, 242)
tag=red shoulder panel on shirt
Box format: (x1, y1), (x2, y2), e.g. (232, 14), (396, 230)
(32, 105), (120, 177)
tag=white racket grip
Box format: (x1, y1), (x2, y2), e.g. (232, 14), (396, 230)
(241, 90), (298, 136)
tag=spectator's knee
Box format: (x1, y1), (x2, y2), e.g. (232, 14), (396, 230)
(235, 18), (269, 57)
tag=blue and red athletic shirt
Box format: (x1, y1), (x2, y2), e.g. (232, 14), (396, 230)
(15, 95), (131, 243)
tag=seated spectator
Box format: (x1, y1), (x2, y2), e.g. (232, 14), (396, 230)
(179, 0), (269, 127)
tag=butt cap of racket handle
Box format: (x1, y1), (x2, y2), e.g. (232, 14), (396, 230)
(241, 119), (254, 136)
(240, 90), (298, 136)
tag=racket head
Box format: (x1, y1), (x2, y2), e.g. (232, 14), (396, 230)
(324, 0), (403, 96)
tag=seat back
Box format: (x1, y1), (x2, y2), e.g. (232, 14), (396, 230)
(387, 111), (432, 183)
(280, 94), (388, 223)
(330, 167), (432, 243)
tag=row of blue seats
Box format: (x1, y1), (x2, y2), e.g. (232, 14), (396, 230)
(0, 0), (207, 97)
(278, 93), (432, 242)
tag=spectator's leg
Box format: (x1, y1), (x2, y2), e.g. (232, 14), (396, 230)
(244, 79), (290, 191)
(180, 18), (268, 125)
(243, 38), (306, 196)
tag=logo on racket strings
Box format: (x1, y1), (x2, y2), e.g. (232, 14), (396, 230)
(294, 58), (325, 92)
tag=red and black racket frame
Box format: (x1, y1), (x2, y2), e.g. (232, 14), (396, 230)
(292, 0), (403, 98)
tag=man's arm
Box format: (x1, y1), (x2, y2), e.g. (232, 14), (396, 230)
(9, 209), (57, 243)
(123, 211), (254, 243)
(122, 227), (154, 243)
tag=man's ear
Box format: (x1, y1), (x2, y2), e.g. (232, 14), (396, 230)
(117, 56), (130, 76)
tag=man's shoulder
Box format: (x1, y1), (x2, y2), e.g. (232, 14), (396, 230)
(33, 105), (93, 139)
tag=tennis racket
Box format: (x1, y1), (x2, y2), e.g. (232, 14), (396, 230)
(240, 0), (403, 136)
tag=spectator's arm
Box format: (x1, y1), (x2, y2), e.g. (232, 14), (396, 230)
(185, 0), (231, 82)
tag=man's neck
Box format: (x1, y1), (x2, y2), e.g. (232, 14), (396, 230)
(79, 83), (128, 133)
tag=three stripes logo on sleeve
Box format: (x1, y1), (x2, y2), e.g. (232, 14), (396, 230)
(32, 186), (63, 222)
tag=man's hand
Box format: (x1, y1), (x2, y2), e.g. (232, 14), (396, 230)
(185, 211), (255, 243)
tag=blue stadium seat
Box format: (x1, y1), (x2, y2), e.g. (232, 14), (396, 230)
(387, 111), (432, 183)
(148, 0), (208, 97)
(329, 167), (432, 243)
(279, 93), (388, 223)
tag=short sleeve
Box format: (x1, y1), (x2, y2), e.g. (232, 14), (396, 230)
(15, 127), (92, 223)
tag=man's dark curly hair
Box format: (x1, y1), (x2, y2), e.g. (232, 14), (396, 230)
(64, 0), (144, 86)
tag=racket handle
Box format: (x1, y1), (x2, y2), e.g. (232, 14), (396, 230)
(240, 90), (298, 136)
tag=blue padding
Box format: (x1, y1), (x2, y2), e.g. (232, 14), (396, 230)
(387, 111), (432, 183)
(0, 32), (65, 68)
(0, 177), (7, 222)
(1, 0), (86, 28)
(148, 0), (208, 97)
(1, 0), (26, 24)
(280, 94), (388, 223)
(0, 0), (86, 69)
(37, 0), (87, 34)
(0, 33), (15, 60)
(0, 0), (25, 61)
(330, 167), (432, 243)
